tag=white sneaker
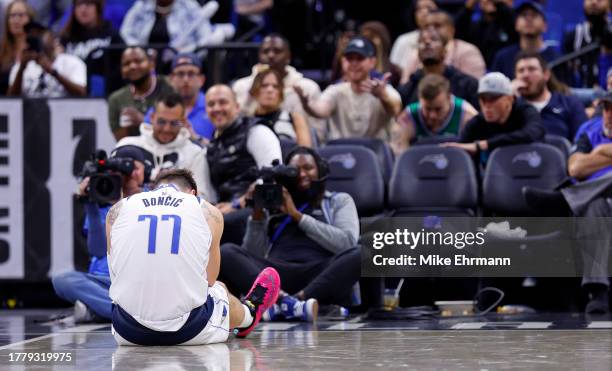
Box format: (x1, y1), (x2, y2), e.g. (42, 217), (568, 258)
(73, 300), (96, 323)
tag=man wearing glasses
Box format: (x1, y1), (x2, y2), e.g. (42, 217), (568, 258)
(114, 92), (215, 200)
(144, 53), (214, 145)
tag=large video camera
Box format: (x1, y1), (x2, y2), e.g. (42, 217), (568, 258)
(253, 160), (298, 210)
(81, 150), (135, 204)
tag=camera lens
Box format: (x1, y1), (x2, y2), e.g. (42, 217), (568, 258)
(95, 177), (115, 196)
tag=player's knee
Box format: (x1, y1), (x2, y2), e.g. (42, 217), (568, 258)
(215, 281), (228, 291)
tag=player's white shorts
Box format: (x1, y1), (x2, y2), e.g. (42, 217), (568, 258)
(112, 282), (231, 346)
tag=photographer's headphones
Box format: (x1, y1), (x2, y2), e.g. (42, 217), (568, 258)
(285, 146), (330, 182)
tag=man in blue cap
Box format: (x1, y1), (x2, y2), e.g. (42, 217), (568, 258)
(296, 36), (401, 143)
(145, 53), (214, 144)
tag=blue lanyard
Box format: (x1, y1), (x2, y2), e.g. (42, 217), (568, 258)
(269, 203), (309, 245)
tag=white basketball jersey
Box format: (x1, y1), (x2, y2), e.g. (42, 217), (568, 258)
(108, 184), (212, 331)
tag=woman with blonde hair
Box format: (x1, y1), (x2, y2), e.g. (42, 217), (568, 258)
(250, 67), (313, 147)
(0, 0), (34, 94)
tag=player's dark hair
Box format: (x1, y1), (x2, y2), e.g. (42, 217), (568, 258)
(154, 168), (197, 193)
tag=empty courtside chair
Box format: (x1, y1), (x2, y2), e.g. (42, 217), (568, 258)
(327, 138), (394, 184)
(388, 145), (478, 216)
(482, 143), (567, 216)
(544, 134), (572, 159)
(319, 145), (385, 216)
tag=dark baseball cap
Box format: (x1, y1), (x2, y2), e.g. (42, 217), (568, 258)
(516, 1), (546, 20)
(111, 145), (145, 163)
(343, 36), (376, 58)
(171, 52), (202, 71)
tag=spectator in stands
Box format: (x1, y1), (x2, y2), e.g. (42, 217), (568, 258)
(7, 21), (86, 98)
(114, 93), (215, 199)
(0, 0), (33, 95)
(398, 28), (479, 109)
(205, 84), (282, 243)
(233, 34), (322, 137)
(513, 51), (587, 141)
(523, 92), (612, 314)
(491, 1), (559, 80)
(120, 0), (233, 52)
(563, 0), (610, 87)
(250, 68), (312, 147)
(52, 146), (148, 322)
(60, 0), (123, 95)
(390, 0), (438, 68)
(234, 0), (272, 40)
(220, 146), (360, 321)
(443, 72), (545, 164)
(144, 53), (214, 145)
(108, 46), (174, 140)
(401, 10), (485, 81)
(26, 0), (70, 32)
(455, 0), (518, 66)
(359, 21), (403, 87)
(392, 74), (478, 154)
(295, 36), (402, 143)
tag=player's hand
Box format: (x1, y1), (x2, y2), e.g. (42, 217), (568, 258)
(77, 177), (90, 197)
(280, 187), (302, 222)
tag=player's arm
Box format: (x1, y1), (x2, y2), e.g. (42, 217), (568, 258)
(105, 199), (124, 255)
(201, 199), (224, 286)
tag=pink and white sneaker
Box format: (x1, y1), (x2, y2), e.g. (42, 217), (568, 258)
(236, 267), (281, 338)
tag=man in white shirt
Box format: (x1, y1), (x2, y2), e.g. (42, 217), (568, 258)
(8, 21), (86, 97)
(296, 36), (402, 143)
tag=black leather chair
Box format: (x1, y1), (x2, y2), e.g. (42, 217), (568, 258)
(388, 145), (479, 216)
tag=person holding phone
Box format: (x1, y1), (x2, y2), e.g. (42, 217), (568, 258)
(7, 21), (86, 97)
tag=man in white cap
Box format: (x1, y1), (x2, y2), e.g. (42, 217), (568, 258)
(443, 72), (545, 164)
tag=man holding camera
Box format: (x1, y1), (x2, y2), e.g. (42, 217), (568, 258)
(219, 147), (361, 321)
(115, 92), (215, 201)
(7, 21), (86, 98)
(52, 146), (148, 322)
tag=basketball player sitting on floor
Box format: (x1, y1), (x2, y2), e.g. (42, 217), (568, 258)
(105, 168), (280, 345)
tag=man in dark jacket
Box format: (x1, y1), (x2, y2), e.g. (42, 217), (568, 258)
(443, 72), (545, 164)
(398, 28), (479, 109)
(205, 84), (282, 243)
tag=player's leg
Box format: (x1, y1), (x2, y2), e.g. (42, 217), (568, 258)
(230, 267), (281, 338)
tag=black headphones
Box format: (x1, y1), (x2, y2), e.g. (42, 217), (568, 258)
(285, 146), (329, 181)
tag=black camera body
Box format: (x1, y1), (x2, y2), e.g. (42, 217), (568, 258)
(81, 150), (135, 204)
(253, 160), (298, 210)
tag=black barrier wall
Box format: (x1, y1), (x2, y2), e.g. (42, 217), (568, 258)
(0, 99), (115, 281)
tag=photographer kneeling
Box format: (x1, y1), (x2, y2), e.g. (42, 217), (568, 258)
(52, 146), (148, 322)
(219, 147), (361, 321)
